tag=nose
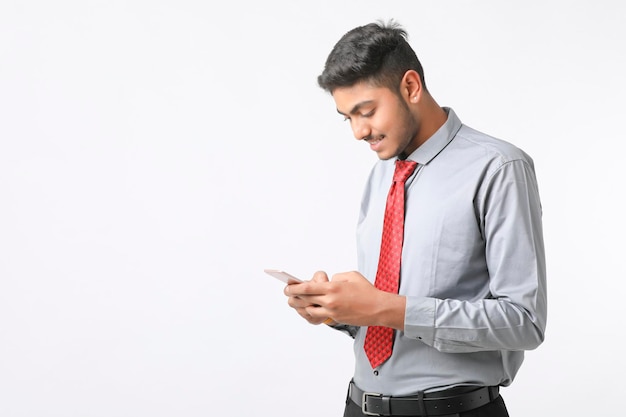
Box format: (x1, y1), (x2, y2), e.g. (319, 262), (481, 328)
(352, 118), (371, 141)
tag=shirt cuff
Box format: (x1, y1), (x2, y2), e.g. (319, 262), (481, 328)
(404, 296), (436, 345)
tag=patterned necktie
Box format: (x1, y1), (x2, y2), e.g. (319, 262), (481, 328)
(363, 159), (418, 369)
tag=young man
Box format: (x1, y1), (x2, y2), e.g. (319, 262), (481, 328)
(284, 20), (546, 417)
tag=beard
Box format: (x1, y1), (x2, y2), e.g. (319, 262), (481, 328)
(395, 104), (421, 160)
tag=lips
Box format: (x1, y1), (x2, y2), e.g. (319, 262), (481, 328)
(366, 135), (384, 151)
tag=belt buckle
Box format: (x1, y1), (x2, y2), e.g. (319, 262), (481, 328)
(361, 392), (382, 416)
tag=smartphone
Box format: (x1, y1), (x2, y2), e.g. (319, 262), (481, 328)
(264, 269), (303, 284)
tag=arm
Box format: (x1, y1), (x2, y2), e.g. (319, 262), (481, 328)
(404, 159), (547, 352)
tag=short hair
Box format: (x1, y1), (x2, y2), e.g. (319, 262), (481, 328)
(317, 20), (427, 94)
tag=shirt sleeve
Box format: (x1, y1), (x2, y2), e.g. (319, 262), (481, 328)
(403, 159), (547, 353)
(328, 323), (359, 339)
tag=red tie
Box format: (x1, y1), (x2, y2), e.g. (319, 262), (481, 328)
(364, 159), (418, 369)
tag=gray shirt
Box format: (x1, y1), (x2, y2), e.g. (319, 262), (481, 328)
(344, 108), (547, 395)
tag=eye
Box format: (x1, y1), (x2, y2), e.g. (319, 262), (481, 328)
(362, 110), (375, 118)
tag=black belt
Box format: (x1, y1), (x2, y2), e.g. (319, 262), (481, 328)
(349, 381), (499, 416)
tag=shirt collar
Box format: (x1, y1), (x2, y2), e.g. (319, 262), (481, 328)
(405, 107), (462, 165)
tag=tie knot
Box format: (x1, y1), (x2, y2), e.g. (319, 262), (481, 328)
(393, 160), (418, 183)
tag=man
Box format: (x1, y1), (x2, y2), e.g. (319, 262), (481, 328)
(284, 20), (546, 417)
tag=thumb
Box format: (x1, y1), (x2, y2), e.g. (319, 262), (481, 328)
(311, 270), (329, 283)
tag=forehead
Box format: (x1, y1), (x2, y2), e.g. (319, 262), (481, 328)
(332, 81), (396, 114)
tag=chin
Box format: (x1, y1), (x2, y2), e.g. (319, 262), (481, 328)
(377, 153), (397, 161)
(376, 148), (401, 160)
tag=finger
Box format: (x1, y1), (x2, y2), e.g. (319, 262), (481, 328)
(287, 296), (312, 309)
(284, 282), (306, 296)
(296, 309), (314, 322)
(304, 304), (329, 321)
(286, 281), (327, 297)
(311, 270), (329, 283)
(294, 307), (326, 324)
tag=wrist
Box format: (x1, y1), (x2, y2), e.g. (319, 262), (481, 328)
(376, 293), (406, 330)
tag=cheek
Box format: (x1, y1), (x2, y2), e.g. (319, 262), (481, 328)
(374, 101), (416, 140)
(385, 113), (414, 141)
(375, 109), (398, 135)
(400, 110), (419, 138)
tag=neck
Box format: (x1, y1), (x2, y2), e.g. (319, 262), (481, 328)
(414, 94), (448, 146)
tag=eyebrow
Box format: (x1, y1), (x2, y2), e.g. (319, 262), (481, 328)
(336, 100), (375, 116)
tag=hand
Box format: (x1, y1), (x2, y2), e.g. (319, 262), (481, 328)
(284, 271), (330, 325)
(285, 270), (406, 329)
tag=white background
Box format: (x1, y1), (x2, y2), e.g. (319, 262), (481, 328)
(1, 1), (624, 416)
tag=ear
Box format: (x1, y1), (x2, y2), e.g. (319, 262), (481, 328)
(401, 70), (423, 104)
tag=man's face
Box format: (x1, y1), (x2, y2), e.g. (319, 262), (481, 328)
(333, 81), (420, 160)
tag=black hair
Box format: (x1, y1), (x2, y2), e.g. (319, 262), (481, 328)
(317, 20), (426, 94)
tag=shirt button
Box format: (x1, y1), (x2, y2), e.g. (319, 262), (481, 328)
(373, 370), (379, 376)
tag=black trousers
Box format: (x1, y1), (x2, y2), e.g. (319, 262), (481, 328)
(343, 391), (510, 417)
